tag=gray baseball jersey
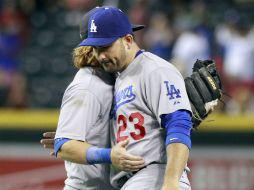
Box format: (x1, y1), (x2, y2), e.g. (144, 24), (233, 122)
(110, 52), (192, 189)
(55, 67), (115, 190)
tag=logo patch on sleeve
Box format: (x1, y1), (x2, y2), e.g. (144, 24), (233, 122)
(164, 81), (181, 100)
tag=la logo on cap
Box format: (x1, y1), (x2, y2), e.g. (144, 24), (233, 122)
(90, 20), (97, 32)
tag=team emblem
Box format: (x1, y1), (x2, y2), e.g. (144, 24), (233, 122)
(90, 20), (97, 32)
(164, 81), (181, 100)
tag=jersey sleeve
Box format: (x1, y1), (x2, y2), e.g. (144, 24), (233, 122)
(144, 66), (192, 125)
(55, 88), (101, 141)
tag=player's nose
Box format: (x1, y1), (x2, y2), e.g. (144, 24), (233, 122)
(98, 52), (107, 61)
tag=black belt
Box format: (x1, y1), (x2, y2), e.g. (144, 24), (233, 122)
(116, 162), (158, 188)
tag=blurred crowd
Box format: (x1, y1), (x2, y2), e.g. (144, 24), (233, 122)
(0, 0), (253, 115)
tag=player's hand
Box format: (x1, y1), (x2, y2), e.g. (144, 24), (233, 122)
(40, 132), (56, 156)
(111, 139), (145, 172)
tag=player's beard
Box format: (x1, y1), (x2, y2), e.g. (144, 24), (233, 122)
(101, 40), (127, 73)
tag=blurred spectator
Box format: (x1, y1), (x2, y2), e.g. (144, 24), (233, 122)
(0, 1), (24, 71)
(171, 28), (211, 77)
(215, 10), (254, 114)
(64, 0), (96, 11)
(0, 0), (28, 108)
(0, 69), (9, 106)
(6, 72), (28, 108)
(65, 0), (96, 10)
(144, 12), (174, 60)
(170, 1), (211, 77)
(128, 0), (150, 47)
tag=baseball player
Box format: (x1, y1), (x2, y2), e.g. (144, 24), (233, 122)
(52, 7), (146, 190)
(79, 7), (193, 190)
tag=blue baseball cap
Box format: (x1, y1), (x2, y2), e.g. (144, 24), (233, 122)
(79, 7), (104, 40)
(79, 6), (145, 41)
(79, 7), (144, 46)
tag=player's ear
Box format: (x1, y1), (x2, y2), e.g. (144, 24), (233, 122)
(122, 34), (133, 49)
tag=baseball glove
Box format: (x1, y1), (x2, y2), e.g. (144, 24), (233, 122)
(73, 46), (100, 68)
(185, 59), (222, 128)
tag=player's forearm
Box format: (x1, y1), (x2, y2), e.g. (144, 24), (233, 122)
(56, 139), (145, 169)
(162, 143), (189, 189)
(57, 140), (92, 164)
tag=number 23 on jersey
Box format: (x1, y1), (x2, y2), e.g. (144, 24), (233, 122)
(117, 112), (146, 143)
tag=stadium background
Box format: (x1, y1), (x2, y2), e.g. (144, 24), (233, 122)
(0, 0), (253, 189)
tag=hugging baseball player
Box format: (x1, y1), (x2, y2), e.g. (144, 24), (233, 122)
(78, 6), (221, 190)
(49, 7), (146, 190)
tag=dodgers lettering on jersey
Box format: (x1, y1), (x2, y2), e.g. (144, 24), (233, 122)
(110, 52), (192, 188)
(111, 85), (136, 119)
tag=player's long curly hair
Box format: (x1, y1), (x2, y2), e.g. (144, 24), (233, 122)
(72, 46), (100, 68)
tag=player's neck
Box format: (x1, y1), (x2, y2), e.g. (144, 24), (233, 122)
(130, 44), (141, 62)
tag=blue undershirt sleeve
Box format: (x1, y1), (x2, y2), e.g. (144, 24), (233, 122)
(160, 110), (192, 149)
